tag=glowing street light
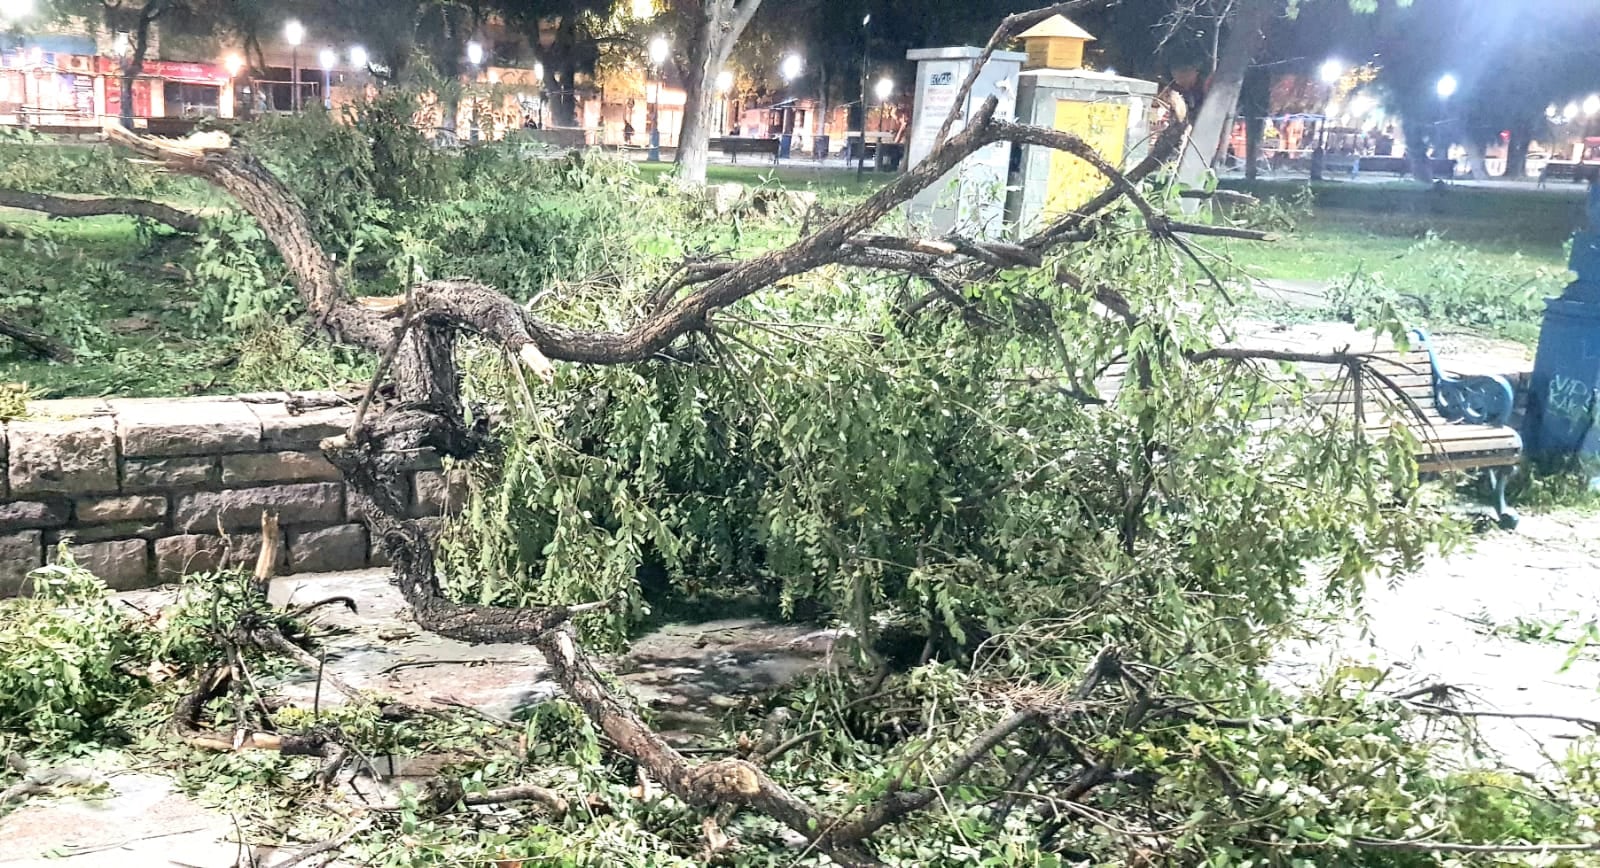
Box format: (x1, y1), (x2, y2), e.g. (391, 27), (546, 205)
(716, 69), (734, 91)
(0, 0), (35, 22)
(780, 53), (802, 83)
(318, 47), (335, 109)
(874, 77), (893, 102)
(1547, 103), (1560, 119)
(466, 40), (483, 67)
(223, 53), (244, 77)
(285, 19), (305, 112)
(1435, 73), (1457, 100)
(1585, 94), (1600, 117)
(648, 35), (669, 66)
(1318, 58), (1343, 85)
(349, 46), (369, 70)
(1566, 101), (1580, 119)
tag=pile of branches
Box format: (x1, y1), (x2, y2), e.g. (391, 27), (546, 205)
(38, 4), (1445, 863)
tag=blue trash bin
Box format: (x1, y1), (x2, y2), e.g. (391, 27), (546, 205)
(778, 133), (792, 159)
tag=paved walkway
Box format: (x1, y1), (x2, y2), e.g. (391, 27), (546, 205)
(6, 514), (1597, 862)
(1272, 511), (1600, 772)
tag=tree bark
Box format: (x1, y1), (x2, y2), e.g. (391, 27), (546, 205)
(1176, 0), (1276, 188)
(675, 0), (764, 185)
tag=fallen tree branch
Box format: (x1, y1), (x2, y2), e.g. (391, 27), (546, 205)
(0, 313), (75, 363)
(0, 188), (202, 233)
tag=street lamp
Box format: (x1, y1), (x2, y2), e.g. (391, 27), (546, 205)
(859, 12), (871, 178)
(223, 53), (243, 118)
(1318, 58), (1342, 85)
(465, 41), (484, 140)
(874, 76), (892, 134)
(631, 0), (652, 17)
(284, 19), (304, 112)
(716, 69), (733, 135)
(780, 53), (802, 83)
(319, 47), (335, 109)
(647, 35), (669, 161)
(532, 61), (545, 128)
(1435, 73), (1457, 100)
(349, 45), (368, 71)
(1585, 94), (1600, 117)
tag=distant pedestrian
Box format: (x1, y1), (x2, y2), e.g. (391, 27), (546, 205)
(624, 120), (635, 145)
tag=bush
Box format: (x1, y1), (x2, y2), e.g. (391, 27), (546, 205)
(0, 554), (145, 745)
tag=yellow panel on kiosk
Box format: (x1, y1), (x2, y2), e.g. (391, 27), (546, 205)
(1044, 100), (1128, 215)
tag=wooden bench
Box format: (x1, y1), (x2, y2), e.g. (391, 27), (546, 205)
(1358, 330), (1521, 526)
(1091, 329), (1522, 526)
(1538, 162), (1600, 188)
(711, 136), (779, 164)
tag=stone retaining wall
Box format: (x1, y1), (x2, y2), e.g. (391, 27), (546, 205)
(0, 392), (463, 595)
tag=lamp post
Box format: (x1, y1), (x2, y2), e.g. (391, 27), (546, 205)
(1310, 59), (1342, 181)
(716, 69), (733, 135)
(532, 61), (545, 128)
(648, 35), (668, 161)
(223, 53), (243, 118)
(466, 39), (483, 141)
(858, 11), (871, 178)
(284, 19), (304, 112)
(318, 48), (335, 109)
(780, 52), (801, 159)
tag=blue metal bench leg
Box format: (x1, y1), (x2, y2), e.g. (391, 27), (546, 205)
(1488, 466), (1520, 530)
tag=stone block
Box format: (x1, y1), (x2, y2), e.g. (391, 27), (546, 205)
(122, 457), (218, 491)
(154, 534), (228, 580)
(24, 398), (113, 420)
(249, 403), (356, 450)
(52, 538), (150, 591)
(221, 451), (341, 485)
(76, 494), (167, 523)
(0, 498), (70, 531)
(288, 524), (368, 573)
(115, 398), (262, 457)
(173, 483), (343, 533)
(47, 522), (167, 544)
(411, 469), (469, 517)
(0, 530), (43, 596)
(6, 416), (118, 495)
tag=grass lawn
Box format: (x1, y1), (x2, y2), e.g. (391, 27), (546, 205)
(634, 160), (891, 197)
(1212, 183), (1577, 344)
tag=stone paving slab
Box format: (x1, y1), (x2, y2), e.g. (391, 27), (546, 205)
(0, 769), (236, 867)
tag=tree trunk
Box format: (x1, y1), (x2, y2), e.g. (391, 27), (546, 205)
(1177, 0), (1276, 188)
(1402, 120), (1433, 184)
(675, 0), (763, 185)
(1460, 127), (1489, 180)
(116, 3), (161, 129)
(1505, 125), (1530, 180)
(1245, 114), (1264, 181)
